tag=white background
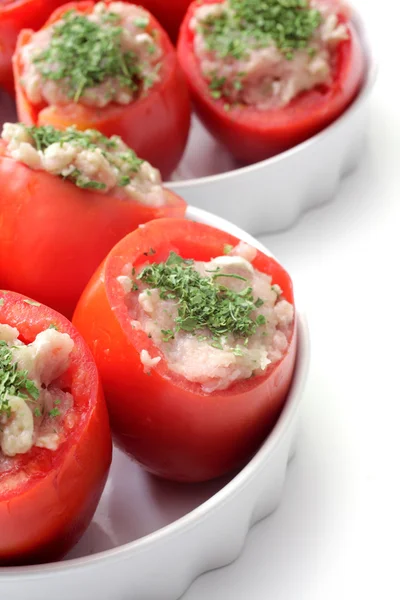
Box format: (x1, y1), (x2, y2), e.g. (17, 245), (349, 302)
(183, 0), (400, 598)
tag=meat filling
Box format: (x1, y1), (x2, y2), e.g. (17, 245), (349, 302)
(118, 242), (294, 393)
(191, 0), (349, 108)
(0, 325), (74, 460)
(1, 123), (165, 205)
(20, 2), (163, 109)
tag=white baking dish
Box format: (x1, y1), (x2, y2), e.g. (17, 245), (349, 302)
(0, 206), (310, 600)
(168, 12), (377, 235)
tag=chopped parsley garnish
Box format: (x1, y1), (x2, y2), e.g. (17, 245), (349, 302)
(161, 329), (175, 342)
(119, 175), (131, 186)
(23, 125), (144, 191)
(0, 341), (39, 416)
(209, 74), (226, 99)
(232, 345), (244, 356)
(33, 9), (150, 102)
(134, 16), (150, 28)
(49, 407), (61, 418)
(199, 0), (322, 63)
(28, 125), (117, 153)
(137, 251), (266, 344)
(271, 284), (282, 296)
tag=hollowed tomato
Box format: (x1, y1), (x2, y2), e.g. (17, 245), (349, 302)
(0, 290), (112, 565)
(177, 0), (365, 163)
(73, 218), (297, 482)
(0, 140), (187, 318)
(13, 1), (191, 178)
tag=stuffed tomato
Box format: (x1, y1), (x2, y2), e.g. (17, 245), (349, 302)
(0, 123), (186, 318)
(0, 0), (66, 96)
(137, 0), (192, 43)
(73, 218), (297, 482)
(13, 1), (191, 178)
(178, 0), (365, 163)
(0, 290), (112, 565)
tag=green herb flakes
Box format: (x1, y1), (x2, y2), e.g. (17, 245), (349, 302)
(200, 0), (321, 61)
(232, 346), (244, 356)
(134, 16), (149, 28)
(119, 175), (131, 187)
(33, 9), (147, 102)
(23, 299), (41, 306)
(0, 341), (40, 415)
(76, 178), (107, 191)
(161, 329), (175, 342)
(49, 407), (61, 418)
(24, 124), (144, 192)
(137, 251), (267, 344)
(200, 0), (322, 99)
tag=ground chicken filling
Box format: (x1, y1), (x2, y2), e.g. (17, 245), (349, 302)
(20, 2), (163, 109)
(0, 324), (74, 461)
(191, 0), (349, 108)
(1, 123), (165, 205)
(118, 241), (294, 393)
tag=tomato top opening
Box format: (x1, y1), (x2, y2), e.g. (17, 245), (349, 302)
(0, 291), (102, 501)
(183, 0), (362, 125)
(15, 1), (180, 123)
(101, 218), (295, 397)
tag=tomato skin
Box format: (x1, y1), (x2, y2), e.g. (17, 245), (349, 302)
(73, 218), (297, 483)
(177, 0), (365, 163)
(0, 143), (186, 319)
(0, 0), (66, 96)
(13, 1), (191, 178)
(136, 0), (192, 43)
(0, 290), (112, 565)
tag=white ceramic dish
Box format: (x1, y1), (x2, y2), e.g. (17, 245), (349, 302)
(169, 12), (377, 235)
(0, 206), (310, 600)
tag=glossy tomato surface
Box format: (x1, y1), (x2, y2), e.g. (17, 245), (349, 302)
(13, 1), (191, 178)
(73, 218), (297, 483)
(0, 290), (112, 565)
(137, 0), (192, 43)
(0, 0), (66, 96)
(177, 0), (365, 163)
(0, 141), (186, 318)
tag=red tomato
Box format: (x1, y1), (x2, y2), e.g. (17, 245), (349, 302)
(137, 0), (192, 43)
(72, 218), (297, 482)
(0, 0), (66, 96)
(0, 290), (112, 565)
(13, 1), (191, 178)
(0, 140), (187, 319)
(177, 0), (365, 163)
